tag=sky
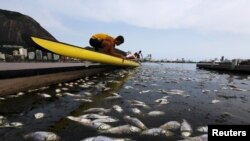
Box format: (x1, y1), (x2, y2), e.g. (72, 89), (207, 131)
(1, 0), (250, 61)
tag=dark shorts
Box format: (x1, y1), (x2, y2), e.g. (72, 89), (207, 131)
(89, 38), (103, 51)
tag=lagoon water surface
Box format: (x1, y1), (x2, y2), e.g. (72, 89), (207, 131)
(0, 63), (250, 141)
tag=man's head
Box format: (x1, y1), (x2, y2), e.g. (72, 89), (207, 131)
(115, 35), (124, 45)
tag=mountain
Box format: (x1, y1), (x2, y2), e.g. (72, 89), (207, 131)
(0, 9), (56, 54)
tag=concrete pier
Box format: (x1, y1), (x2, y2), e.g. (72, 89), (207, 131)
(196, 63), (250, 74)
(0, 63), (118, 96)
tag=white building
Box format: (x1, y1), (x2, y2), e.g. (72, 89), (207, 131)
(53, 54), (60, 61)
(36, 50), (42, 60)
(47, 52), (52, 60)
(13, 50), (19, 56)
(28, 52), (35, 60)
(0, 52), (5, 60)
(19, 48), (28, 57)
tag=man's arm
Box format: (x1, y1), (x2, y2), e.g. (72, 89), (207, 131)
(102, 41), (125, 59)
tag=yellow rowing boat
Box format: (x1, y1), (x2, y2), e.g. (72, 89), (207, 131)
(31, 37), (139, 67)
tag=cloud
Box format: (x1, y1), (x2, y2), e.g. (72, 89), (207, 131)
(1, 0), (250, 33)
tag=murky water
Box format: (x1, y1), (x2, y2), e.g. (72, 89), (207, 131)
(0, 63), (250, 141)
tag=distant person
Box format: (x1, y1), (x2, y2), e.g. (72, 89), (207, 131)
(134, 50), (143, 61)
(126, 51), (137, 61)
(89, 33), (125, 60)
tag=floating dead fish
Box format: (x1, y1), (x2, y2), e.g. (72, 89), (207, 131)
(10, 122), (23, 128)
(104, 95), (122, 100)
(55, 89), (61, 93)
(227, 84), (237, 88)
(128, 100), (145, 105)
(84, 108), (111, 114)
(231, 88), (248, 92)
(180, 119), (192, 137)
(124, 116), (147, 130)
(17, 92), (25, 96)
(211, 99), (220, 104)
(130, 108), (141, 115)
(161, 89), (185, 95)
(93, 117), (119, 123)
(81, 136), (129, 141)
(179, 134), (207, 141)
(102, 125), (141, 135)
(196, 126), (208, 133)
(74, 98), (93, 103)
(79, 84), (91, 88)
(0, 97), (5, 100)
(24, 131), (60, 141)
(112, 93), (120, 96)
(113, 105), (123, 113)
(160, 121), (180, 131)
(83, 92), (92, 96)
(34, 113), (45, 119)
(67, 116), (92, 127)
(40, 93), (51, 98)
(139, 90), (151, 94)
(131, 103), (150, 109)
(141, 128), (166, 136)
(61, 88), (69, 91)
(87, 82), (95, 85)
(55, 93), (62, 97)
(124, 86), (134, 89)
(92, 122), (111, 130)
(58, 83), (62, 87)
(80, 114), (110, 119)
(147, 111), (165, 117)
(202, 90), (210, 94)
(155, 98), (169, 105)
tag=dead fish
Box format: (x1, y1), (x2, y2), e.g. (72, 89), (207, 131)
(79, 84), (91, 88)
(141, 128), (166, 136)
(197, 126), (208, 133)
(104, 95), (122, 100)
(128, 100), (145, 105)
(160, 121), (180, 131)
(124, 116), (147, 130)
(202, 90), (210, 94)
(80, 114), (110, 119)
(67, 116), (93, 127)
(84, 92), (92, 96)
(179, 134), (207, 141)
(74, 98), (93, 103)
(231, 88), (248, 92)
(93, 117), (119, 123)
(34, 113), (45, 119)
(61, 87), (69, 91)
(211, 99), (220, 104)
(130, 108), (141, 115)
(40, 93), (51, 98)
(92, 122), (111, 130)
(112, 105), (123, 113)
(55, 89), (61, 93)
(84, 108), (111, 113)
(9, 122), (23, 128)
(131, 103), (150, 109)
(147, 111), (165, 117)
(24, 131), (60, 141)
(155, 98), (169, 105)
(102, 125), (141, 135)
(181, 119), (192, 137)
(139, 90), (151, 94)
(81, 136), (129, 141)
(161, 89), (185, 95)
(124, 86), (134, 89)
(227, 84), (237, 88)
(17, 92), (25, 96)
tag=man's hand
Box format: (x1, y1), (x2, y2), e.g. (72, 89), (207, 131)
(121, 55), (126, 63)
